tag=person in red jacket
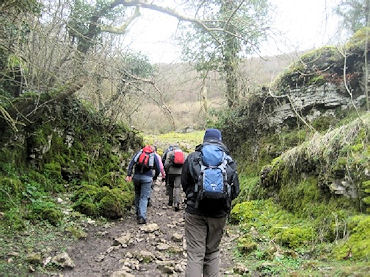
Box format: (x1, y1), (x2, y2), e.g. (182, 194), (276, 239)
(126, 145), (161, 224)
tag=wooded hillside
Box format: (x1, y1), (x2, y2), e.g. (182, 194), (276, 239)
(0, 0), (369, 275)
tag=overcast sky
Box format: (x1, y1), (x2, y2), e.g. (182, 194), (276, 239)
(123, 0), (342, 63)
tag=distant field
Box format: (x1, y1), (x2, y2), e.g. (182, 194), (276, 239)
(143, 131), (204, 154)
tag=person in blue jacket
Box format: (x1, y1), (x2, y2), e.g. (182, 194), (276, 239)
(125, 145), (161, 224)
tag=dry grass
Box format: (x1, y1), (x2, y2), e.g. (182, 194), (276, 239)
(280, 113), (369, 169)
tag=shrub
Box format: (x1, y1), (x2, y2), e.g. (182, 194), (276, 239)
(3, 207), (26, 230)
(0, 176), (23, 209)
(27, 199), (63, 226)
(272, 226), (314, 248)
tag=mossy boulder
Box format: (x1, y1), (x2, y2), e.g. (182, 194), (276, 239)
(72, 184), (134, 219)
(27, 200), (63, 226)
(260, 114), (369, 211)
(272, 226), (314, 248)
(99, 188), (133, 219)
(237, 236), (258, 254)
(273, 30), (367, 95)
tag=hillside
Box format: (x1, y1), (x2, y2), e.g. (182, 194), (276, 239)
(127, 52), (296, 133)
(217, 28), (369, 274)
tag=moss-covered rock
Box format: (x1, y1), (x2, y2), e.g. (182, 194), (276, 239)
(260, 114), (369, 211)
(27, 200), (63, 226)
(99, 188), (133, 219)
(0, 94), (142, 226)
(237, 236), (258, 254)
(272, 31), (367, 96)
(272, 226), (314, 248)
(72, 184), (134, 219)
(332, 215), (370, 260)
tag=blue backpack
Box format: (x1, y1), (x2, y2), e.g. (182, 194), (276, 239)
(195, 144), (232, 203)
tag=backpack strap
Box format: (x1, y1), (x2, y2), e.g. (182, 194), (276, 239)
(148, 152), (155, 168)
(133, 150), (143, 163)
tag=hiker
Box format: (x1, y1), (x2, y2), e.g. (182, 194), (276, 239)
(125, 145), (161, 224)
(147, 146), (166, 207)
(181, 128), (240, 276)
(153, 145), (166, 182)
(161, 145), (176, 195)
(163, 146), (185, 211)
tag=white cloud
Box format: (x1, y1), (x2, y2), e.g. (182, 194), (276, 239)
(123, 0), (342, 62)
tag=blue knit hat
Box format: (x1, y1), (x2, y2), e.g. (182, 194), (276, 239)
(203, 128), (222, 142)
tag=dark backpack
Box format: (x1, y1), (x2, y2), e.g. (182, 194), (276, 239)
(195, 144), (233, 206)
(172, 149), (185, 167)
(162, 145), (174, 164)
(134, 145), (155, 172)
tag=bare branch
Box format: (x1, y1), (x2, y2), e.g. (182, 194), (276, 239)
(267, 86), (317, 132)
(100, 6), (140, 34)
(224, 0), (245, 29)
(337, 46), (364, 123)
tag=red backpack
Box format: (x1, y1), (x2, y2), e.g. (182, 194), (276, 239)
(172, 149), (185, 167)
(135, 145), (155, 171)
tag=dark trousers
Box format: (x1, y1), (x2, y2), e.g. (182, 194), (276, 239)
(168, 174), (181, 206)
(184, 212), (227, 277)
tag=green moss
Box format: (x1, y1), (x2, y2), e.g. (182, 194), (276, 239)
(231, 198), (363, 260)
(27, 200), (63, 226)
(0, 147), (26, 166)
(231, 200), (316, 250)
(98, 188), (132, 219)
(66, 225), (87, 239)
(237, 236), (258, 254)
(73, 199), (99, 217)
(332, 215), (370, 260)
(3, 207), (25, 230)
(43, 162), (61, 178)
(278, 177), (321, 214)
(345, 27), (370, 49)
(0, 176), (23, 209)
(272, 226), (314, 248)
(72, 184), (133, 218)
(234, 175), (260, 204)
(307, 74), (326, 86)
(312, 116), (337, 132)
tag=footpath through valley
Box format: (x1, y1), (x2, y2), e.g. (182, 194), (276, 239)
(62, 180), (245, 276)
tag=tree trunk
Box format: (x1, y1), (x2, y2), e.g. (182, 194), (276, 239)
(364, 0), (369, 111)
(222, 0), (240, 108)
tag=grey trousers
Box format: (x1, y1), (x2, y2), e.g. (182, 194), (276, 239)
(168, 174), (182, 205)
(185, 212), (227, 277)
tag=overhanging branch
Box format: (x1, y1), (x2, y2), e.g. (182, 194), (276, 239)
(100, 6), (141, 34)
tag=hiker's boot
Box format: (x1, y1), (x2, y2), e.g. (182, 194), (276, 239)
(174, 203), (180, 212)
(168, 200), (173, 206)
(137, 217), (146, 224)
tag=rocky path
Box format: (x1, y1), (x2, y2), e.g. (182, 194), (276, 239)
(61, 181), (244, 276)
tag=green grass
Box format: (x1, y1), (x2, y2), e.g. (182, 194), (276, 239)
(230, 199), (370, 275)
(143, 130), (204, 154)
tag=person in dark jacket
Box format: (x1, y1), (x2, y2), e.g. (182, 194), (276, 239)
(164, 146), (185, 211)
(181, 129), (240, 277)
(162, 145), (176, 196)
(126, 145), (161, 224)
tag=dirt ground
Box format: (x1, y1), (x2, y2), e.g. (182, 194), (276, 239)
(61, 181), (239, 276)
